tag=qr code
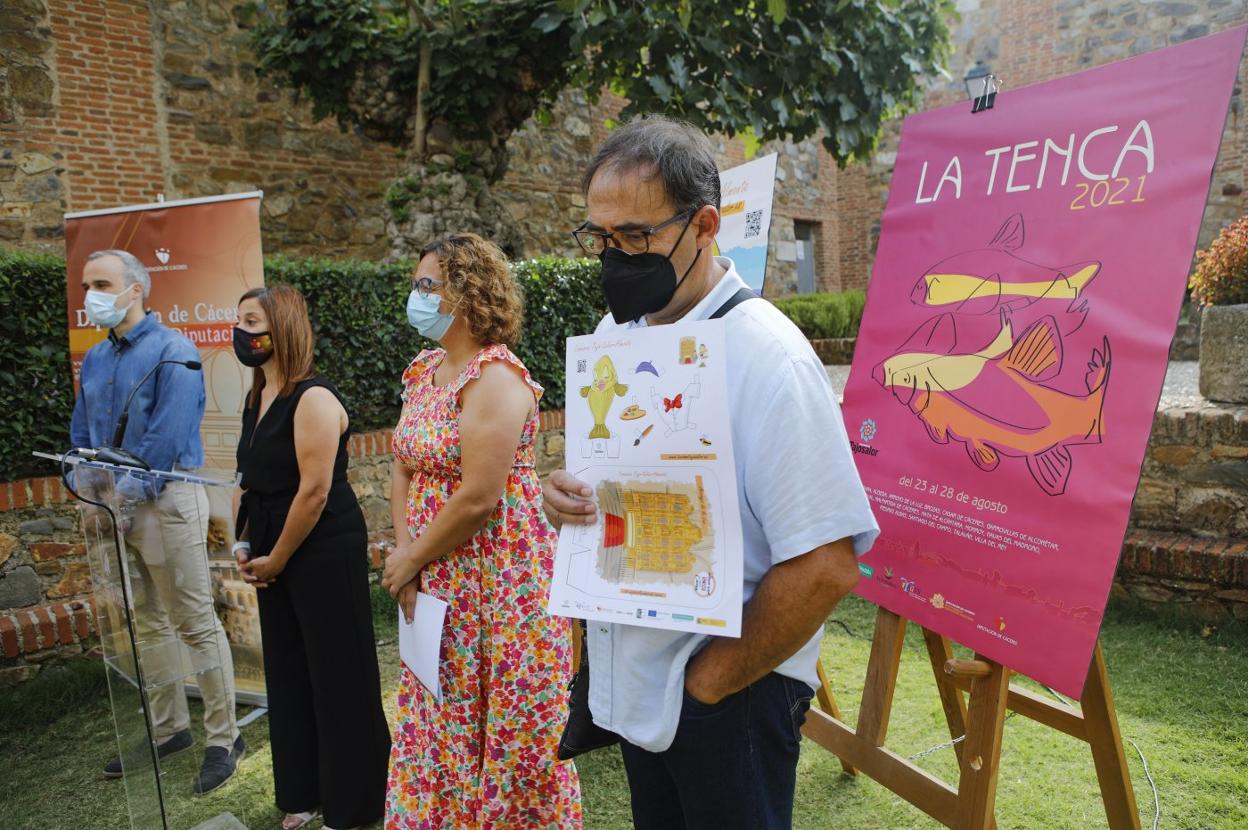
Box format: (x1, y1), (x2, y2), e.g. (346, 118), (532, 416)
(744, 208), (764, 239)
(576, 359), (587, 374)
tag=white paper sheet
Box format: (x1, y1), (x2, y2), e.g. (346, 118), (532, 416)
(397, 592), (447, 702)
(548, 319), (745, 637)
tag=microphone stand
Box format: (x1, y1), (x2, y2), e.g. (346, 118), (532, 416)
(98, 359), (203, 470)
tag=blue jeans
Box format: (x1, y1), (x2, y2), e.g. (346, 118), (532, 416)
(619, 671), (814, 830)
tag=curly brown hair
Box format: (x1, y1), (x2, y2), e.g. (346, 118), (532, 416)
(419, 233), (523, 347)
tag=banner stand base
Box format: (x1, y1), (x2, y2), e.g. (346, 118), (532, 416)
(804, 606), (1141, 830)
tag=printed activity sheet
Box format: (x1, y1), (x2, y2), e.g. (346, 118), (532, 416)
(548, 320), (744, 636)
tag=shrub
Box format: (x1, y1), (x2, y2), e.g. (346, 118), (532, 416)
(264, 255), (431, 432)
(773, 290), (866, 340)
(0, 249), (74, 480)
(1190, 216), (1248, 306)
(510, 256), (606, 411)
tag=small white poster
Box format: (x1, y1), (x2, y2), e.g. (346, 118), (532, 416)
(715, 153), (778, 292)
(548, 320), (744, 637)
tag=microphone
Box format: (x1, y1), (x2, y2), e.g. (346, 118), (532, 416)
(102, 359), (203, 469)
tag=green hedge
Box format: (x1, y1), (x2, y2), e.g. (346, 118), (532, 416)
(0, 250), (75, 481)
(510, 257), (606, 410)
(773, 290), (866, 340)
(267, 254), (605, 425)
(264, 255), (431, 433)
(0, 250), (606, 481)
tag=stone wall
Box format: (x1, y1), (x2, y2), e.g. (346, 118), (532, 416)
(1131, 404), (1248, 539)
(0, 478), (97, 686)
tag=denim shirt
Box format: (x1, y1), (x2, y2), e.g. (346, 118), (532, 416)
(586, 261), (879, 753)
(69, 312), (205, 475)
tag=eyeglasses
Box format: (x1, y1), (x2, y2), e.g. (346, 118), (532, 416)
(571, 209), (695, 256)
(410, 276), (446, 298)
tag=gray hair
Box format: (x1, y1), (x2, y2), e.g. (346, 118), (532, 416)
(582, 115), (721, 212)
(87, 249), (151, 298)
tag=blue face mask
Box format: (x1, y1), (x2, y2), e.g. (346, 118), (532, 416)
(85, 287), (137, 329)
(406, 290), (457, 341)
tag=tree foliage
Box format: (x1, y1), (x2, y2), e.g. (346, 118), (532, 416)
(247, 0), (955, 166)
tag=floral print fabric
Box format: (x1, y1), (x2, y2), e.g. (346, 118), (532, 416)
(386, 344), (581, 829)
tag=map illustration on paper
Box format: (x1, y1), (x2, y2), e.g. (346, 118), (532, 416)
(549, 320), (744, 637)
(595, 477), (714, 586)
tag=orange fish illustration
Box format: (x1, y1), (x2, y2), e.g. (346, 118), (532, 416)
(874, 313), (1110, 495)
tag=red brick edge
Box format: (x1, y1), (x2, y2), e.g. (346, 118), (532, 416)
(0, 597), (98, 658)
(0, 476), (71, 512)
(1120, 529), (1248, 585)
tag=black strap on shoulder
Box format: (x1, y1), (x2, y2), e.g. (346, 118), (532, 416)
(709, 286), (760, 320)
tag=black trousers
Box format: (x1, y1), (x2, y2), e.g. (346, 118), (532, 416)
(619, 671), (813, 830)
(256, 520), (390, 828)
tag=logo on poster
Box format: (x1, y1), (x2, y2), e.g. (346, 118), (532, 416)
(859, 418), (877, 443)
(852, 418), (880, 456)
(155, 247), (171, 264)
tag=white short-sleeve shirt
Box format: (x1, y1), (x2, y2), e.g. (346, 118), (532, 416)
(586, 257), (879, 752)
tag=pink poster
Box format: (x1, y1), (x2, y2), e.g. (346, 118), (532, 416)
(843, 27), (1246, 697)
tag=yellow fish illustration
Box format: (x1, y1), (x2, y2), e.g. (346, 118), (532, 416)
(581, 355), (628, 439)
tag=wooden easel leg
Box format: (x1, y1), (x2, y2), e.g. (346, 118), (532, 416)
(1082, 642), (1142, 830)
(814, 659), (856, 775)
(955, 655), (1010, 830)
(923, 629), (969, 765)
(856, 608), (908, 746)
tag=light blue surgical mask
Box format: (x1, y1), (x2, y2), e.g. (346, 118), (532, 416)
(406, 290), (457, 341)
(85, 287), (137, 329)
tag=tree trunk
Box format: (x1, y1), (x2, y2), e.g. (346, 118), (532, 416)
(386, 121), (524, 261)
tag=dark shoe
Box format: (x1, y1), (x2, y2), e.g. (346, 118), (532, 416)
(192, 735), (245, 795)
(102, 728), (193, 779)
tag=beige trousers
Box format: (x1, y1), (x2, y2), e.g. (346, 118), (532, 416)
(125, 480), (238, 749)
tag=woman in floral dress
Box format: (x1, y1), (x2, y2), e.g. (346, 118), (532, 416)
(381, 233), (582, 829)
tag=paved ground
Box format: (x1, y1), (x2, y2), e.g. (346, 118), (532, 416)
(826, 360), (1206, 410)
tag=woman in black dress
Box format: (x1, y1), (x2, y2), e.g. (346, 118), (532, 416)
(232, 285), (390, 830)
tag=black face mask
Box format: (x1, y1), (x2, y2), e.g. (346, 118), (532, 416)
(600, 213), (701, 324)
(232, 326), (274, 367)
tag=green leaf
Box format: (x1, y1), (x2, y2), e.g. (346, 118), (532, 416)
(767, 0), (787, 25)
(648, 74), (672, 103)
(531, 10), (566, 33)
(741, 127), (762, 160)
(667, 54), (689, 89)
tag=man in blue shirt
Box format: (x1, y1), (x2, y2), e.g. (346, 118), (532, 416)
(544, 117), (879, 829)
(70, 249), (243, 794)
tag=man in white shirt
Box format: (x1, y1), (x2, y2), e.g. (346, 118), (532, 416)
(544, 115), (879, 829)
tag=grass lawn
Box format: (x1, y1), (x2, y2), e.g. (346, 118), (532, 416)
(1, 592), (1244, 829)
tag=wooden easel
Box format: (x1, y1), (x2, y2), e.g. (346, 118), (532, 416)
(803, 606), (1141, 830)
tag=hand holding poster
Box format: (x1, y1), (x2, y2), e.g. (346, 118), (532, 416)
(549, 321), (745, 636)
(843, 27), (1246, 697)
